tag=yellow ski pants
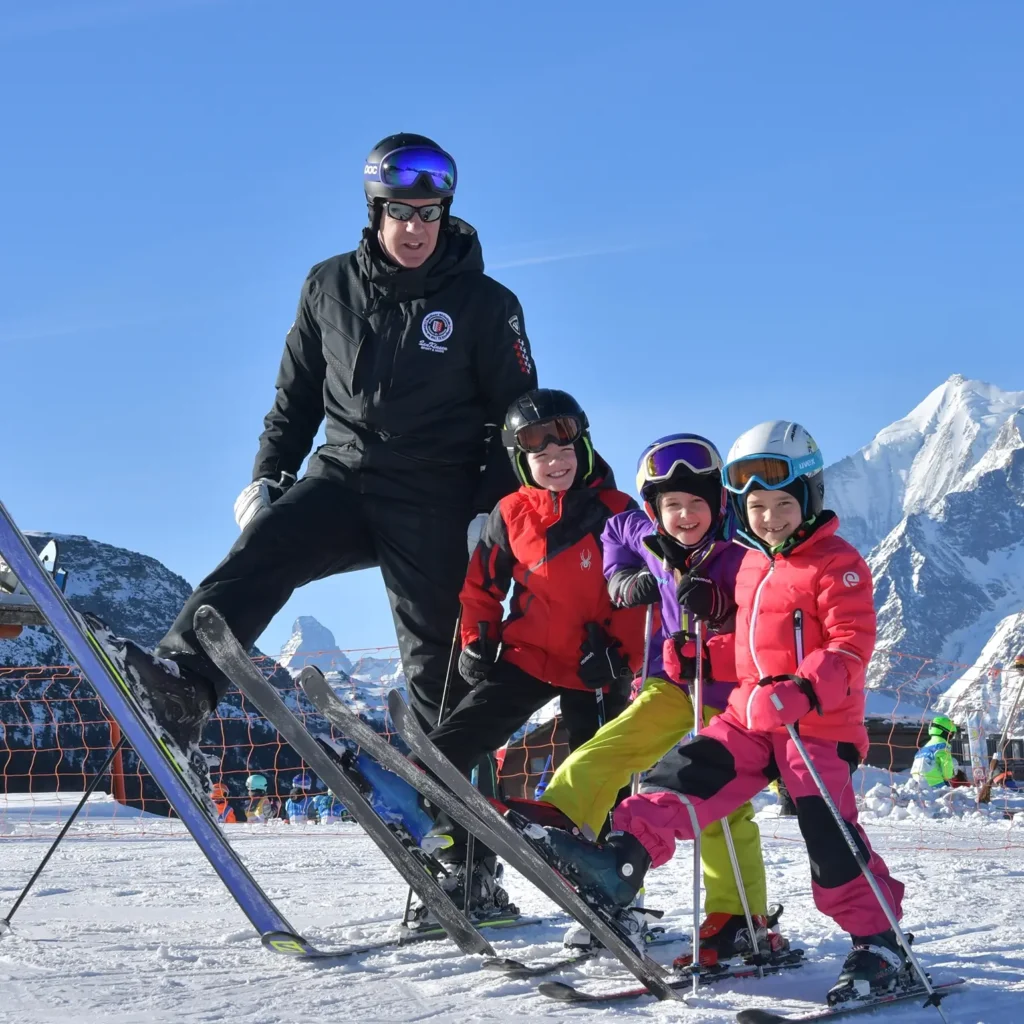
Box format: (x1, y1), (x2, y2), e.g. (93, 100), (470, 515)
(541, 677), (767, 916)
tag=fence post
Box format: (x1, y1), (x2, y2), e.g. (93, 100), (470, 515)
(107, 718), (126, 805)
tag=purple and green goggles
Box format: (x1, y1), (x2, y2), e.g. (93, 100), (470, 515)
(364, 146), (457, 194)
(635, 437), (722, 494)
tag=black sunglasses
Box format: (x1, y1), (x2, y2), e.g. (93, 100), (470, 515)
(384, 201), (444, 223)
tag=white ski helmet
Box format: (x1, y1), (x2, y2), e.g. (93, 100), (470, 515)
(723, 420), (825, 520)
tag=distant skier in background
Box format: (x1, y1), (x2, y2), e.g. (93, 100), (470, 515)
(910, 716), (959, 788)
(244, 774), (281, 822)
(285, 773), (318, 823)
(91, 132), (537, 783)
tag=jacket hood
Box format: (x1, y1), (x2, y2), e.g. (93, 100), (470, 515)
(357, 216), (484, 302)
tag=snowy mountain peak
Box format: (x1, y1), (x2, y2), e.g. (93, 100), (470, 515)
(827, 376), (1024, 554)
(278, 616), (352, 676)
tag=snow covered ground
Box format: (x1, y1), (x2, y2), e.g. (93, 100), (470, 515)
(1, 796), (1021, 1023)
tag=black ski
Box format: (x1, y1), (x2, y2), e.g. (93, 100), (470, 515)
(538, 949), (806, 1003)
(302, 669), (680, 1000)
(481, 930), (686, 978)
(192, 606), (495, 959)
(735, 978), (965, 1022)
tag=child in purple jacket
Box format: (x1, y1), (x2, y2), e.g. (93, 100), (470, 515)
(538, 433), (780, 965)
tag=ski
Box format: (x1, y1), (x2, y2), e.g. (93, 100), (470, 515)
(734, 978), (965, 1023)
(302, 669), (680, 1000)
(538, 949), (806, 1003)
(192, 606), (495, 959)
(0, 502), (335, 961)
(482, 931), (685, 978)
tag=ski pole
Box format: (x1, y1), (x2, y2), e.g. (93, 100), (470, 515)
(720, 816), (763, 977)
(690, 617), (704, 995)
(1, 738), (126, 936)
(784, 723), (951, 1022)
(631, 604), (655, 796)
(402, 608), (464, 930)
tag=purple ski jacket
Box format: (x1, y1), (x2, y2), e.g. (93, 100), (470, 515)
(601, 507), (745, 710)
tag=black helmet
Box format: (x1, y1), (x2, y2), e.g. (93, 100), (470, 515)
(363, 133), (457, 203)
(502, 389), (594, 487)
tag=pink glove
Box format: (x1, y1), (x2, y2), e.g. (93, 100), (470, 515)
(745, 675), (819, 731)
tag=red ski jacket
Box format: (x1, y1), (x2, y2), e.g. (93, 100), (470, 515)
(460, 455), (647, 692)
(724, 513), (876, 756)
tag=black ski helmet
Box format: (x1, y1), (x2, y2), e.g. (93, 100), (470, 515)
(363, 133), (457, 228)
(502, 389), (595, 488)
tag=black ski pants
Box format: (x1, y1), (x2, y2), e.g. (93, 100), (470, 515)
(429, 660), (630, 778)
(157, 461), (473, 731)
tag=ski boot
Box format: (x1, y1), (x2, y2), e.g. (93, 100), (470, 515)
(337, 747), (437, 844)
(827, 930), (909, 1005)
(93, 620), (218, 795)
(408, 854), (518, 929)
(673, 904), (789, 970)
(534, 827), (652, 953)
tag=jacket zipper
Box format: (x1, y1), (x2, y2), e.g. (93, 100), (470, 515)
(744, 560), (774, 729)
(793, 608), (804, 665)
(748, 560), (774, 679)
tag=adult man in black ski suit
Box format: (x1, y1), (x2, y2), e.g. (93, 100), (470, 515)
(126, 133), (537, 745)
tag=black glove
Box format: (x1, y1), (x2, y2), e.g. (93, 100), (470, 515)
(675, 572), (731, 625)
(577, 622), (631, 690)
(607, 568), (660, 608)
(458, 622), (499, 685)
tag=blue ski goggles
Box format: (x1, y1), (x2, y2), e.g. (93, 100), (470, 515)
(723, 450), (824, 494)
(363, 146), (457, 194)
(636, 438), (722, 494)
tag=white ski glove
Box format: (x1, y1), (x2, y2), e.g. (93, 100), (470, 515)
(467, 512), (488, 557)
(233, 472), (296, 531)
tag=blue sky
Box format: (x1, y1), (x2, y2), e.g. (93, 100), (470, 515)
(2, 1), (1022, 657)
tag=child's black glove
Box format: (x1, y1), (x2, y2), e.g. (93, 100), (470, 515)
(607, 568), (660, 608)
(458, 621), (498, 686)
(577, 622), (632, 689)
(675, 572), (731, 626)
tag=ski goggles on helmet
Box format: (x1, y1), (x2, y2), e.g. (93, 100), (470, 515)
(364, 146), (457, 194)
(635, 438), (722, 494)
(514, 416), (584, 453)
(723, 450), (825, 494)
(383, 201), (444, 222)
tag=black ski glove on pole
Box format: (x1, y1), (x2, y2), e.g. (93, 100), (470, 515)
(457, 621), (498, 686)
(577, 622), (632, 690)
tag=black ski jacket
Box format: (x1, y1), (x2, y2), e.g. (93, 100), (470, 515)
(253, 218), (537, 509)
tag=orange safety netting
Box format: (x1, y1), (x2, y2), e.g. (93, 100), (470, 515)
(2, 646), (1022, 849)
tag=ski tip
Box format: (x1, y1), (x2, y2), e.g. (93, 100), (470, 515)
(482, 956), (527, 972)
(735, 1011), (788, 1024)
(260, 930), (322, 958)
(536, 981), (586, 1002)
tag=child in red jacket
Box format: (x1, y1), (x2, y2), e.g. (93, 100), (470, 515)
(539, 420), (909, 1005)
(417, 388), (646, 921)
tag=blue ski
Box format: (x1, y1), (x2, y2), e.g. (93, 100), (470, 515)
(0, 500), (336, 960)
